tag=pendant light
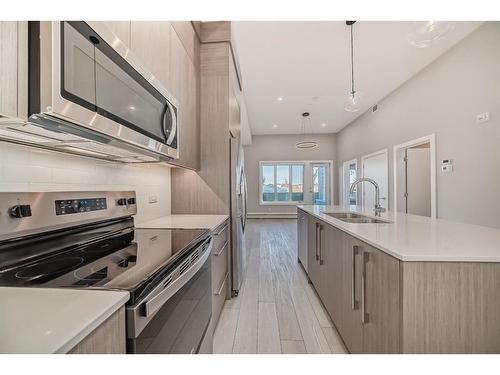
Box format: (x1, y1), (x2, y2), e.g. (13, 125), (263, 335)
(407, 21), (453, 48)
(344, 21), (362, 112)
(344, 21), (363, 113)
(296, 112), (317, 149)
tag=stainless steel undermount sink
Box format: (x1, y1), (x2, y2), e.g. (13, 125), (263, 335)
(323, 212), (391, 224)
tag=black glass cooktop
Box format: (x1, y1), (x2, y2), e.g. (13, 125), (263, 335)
(0, 218), (209, 304)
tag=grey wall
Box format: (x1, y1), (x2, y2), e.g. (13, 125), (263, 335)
(244, 133), (337, 214)
(335, 22), (500, 228)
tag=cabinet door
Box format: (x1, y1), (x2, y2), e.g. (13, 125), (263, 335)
(170, 25), (200, 170)
(307, 218), (321, 288)
(297, 210), (308, 271)
(0, 22), (19, 118)
(102, 21), (131, 46)
(362, 243), (401, 353)
(130, 21), (171, 88)
(323, 226), (343, 326)
(339, 233), (363, 353)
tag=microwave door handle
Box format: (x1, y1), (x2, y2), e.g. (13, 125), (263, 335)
(162, 101), (177, 145)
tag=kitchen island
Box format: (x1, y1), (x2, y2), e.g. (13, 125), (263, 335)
(297, 205), (500, 354)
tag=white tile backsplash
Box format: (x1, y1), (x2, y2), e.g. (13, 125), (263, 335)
(0, 143), (171, 223)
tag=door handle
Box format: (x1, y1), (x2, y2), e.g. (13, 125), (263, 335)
(352, 245), (359, 310)
(361, 251), (370, 324)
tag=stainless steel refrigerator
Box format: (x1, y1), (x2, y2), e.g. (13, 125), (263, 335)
(230, 134), (247, 295)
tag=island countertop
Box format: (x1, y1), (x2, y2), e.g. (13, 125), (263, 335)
(297, 205), (500, 262)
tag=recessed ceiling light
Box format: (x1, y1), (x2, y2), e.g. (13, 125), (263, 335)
(277, 96), (284, 102)
(321, 123), (327, 128)
(272, 123), (278, 129)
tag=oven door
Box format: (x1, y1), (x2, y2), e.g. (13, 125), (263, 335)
(126, 239), (212, 354)
(46, 21), (179, 159)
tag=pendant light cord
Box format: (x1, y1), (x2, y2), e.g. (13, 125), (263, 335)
(350, 23), (355, 96)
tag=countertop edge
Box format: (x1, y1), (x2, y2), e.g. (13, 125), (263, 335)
(297, 206), (500, 263)
(55, 291), (129, 354)
(136, 214), (229, 232)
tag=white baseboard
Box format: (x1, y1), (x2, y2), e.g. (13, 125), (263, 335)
(247, 212), (298, 219)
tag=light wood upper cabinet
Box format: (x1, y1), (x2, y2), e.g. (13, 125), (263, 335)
(0, 21), (27, 121)
(102, 21), (131, 47)
(130, 22), (171, 88)
(169, 25), (200, 170)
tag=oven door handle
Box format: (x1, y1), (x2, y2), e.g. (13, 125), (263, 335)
(142, 239), (212, 318)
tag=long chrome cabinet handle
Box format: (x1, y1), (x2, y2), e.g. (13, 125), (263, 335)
(361, 251), (370, 324)
(215, 272), (229, 296)
(352, 245), (359, 310)
(214, 241), (228, 256)
(315, 223), (320, 262)
(318, 224), (324, 265)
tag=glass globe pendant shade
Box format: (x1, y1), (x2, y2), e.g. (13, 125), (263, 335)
(344, 91), (363, 112)
(407, 21), (453, 48)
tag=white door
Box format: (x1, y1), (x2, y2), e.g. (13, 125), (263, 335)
(362, 150), (388, 211)
(406, 146), (431, 216)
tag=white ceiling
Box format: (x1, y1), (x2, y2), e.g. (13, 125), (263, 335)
(232, 21), (482, 135)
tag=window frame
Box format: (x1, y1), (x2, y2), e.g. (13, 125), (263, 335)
(259, 161), (305, 205)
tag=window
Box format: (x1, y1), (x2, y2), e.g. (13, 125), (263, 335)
(260, 163), (304, 204)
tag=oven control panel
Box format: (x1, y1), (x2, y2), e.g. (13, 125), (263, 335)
(55, 198), (107, 215)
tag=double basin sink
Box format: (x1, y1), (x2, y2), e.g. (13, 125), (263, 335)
(323, 212), (391, 224)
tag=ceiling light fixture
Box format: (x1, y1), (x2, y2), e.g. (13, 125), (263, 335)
(321, 123), (327, 128)
(344, 21), (363, 113)
(272, 123), (278, 129)
(296, 112), (318, 149)
(407, 21), (453, 49)
(277, 96), (284, 102)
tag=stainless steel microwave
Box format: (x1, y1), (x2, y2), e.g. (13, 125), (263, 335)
(24, 21), (179, 161)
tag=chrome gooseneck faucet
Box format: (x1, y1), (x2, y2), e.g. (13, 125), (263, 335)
(350, 178), (386, 216)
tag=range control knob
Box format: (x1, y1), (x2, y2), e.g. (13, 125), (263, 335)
(8, 204), (32, 218)
(116, 198), (128, 206)
(127, 197), (136, 205)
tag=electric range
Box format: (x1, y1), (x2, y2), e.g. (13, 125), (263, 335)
(0, 191), (213, 354)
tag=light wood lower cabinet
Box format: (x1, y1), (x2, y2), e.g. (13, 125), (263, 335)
(297, 210), (308, 271)
(305, 216), (400, 353)
(302, 210), (500, 353)
(68, 307), (126, 354)
(211, 220), (230, 333)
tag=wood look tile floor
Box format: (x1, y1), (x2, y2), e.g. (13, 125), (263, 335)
(213, 219), (348, 354)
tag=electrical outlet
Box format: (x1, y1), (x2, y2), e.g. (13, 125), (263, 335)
(148, 195), (158, 204)
(476, 112), (490, 124)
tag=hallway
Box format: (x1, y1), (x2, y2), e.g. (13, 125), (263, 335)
(213, 219), (347, 354)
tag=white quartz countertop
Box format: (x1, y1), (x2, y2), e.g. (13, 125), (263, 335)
(136, 214), (229, 232)
(0, 287), (129, 354)
(298, 205), (500, 262)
